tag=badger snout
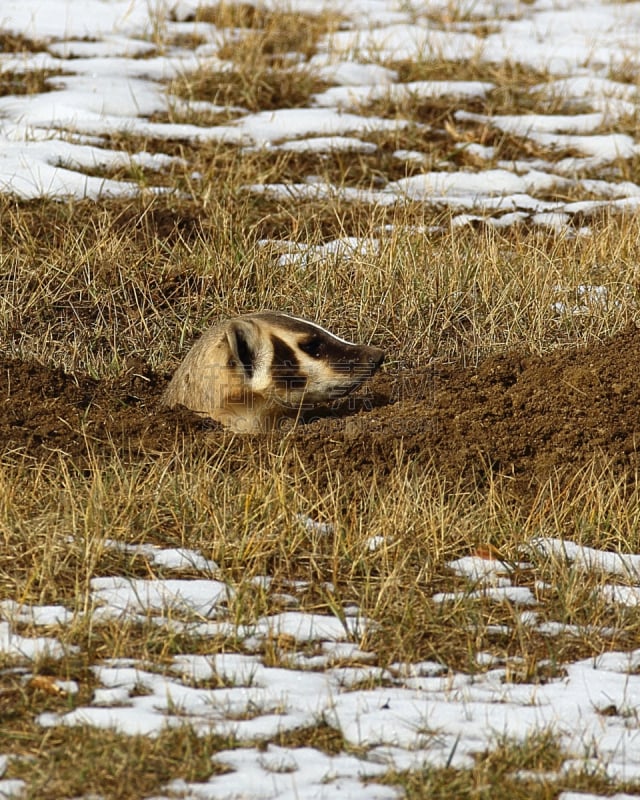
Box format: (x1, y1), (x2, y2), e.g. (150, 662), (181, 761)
(327, 345), (384, 396)
(341, 345), (385, 376)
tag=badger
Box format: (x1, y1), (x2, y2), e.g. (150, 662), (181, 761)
(161, 311), (385, 433)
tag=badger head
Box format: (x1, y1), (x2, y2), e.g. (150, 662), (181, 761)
(162, 312), (385, 432)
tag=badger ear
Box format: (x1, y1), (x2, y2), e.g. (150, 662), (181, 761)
(226, 320), (257, 379)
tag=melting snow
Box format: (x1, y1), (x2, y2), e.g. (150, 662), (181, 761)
(0, 621), (72, 660)
(168, 746), (397, 800)
(90, 576), (232, 619)
(5, 533), (640, 794)
(313, 79), (494, 109)
(0, 0), (637, 228)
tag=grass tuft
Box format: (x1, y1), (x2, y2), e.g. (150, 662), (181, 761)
(2, 725), (232, 800)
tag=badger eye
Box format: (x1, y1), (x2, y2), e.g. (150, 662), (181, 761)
(299, 336), (323, 358)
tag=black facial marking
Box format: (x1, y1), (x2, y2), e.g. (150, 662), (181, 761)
(271, 335), (306, 390)
(271, 335), (299, 369)
(299, 335), (324, 359)
(234, 327), (254, 379)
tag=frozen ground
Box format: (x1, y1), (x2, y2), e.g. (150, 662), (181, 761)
(2, 0), (640, 797)
(5, 537), (640, 798)
(0, 0), (639, 230)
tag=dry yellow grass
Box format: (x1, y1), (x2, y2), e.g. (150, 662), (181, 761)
(1, 195), (638, 376)
(2, 441), (640, 670)
(3, 438), (639, 796)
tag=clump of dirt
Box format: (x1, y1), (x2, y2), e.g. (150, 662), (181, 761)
(2, 325), (640, 496)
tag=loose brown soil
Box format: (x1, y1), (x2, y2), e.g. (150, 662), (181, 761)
(2, 325), (640, 496)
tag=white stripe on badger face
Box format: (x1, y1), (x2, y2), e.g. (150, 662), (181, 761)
(286, 314), (358, 347)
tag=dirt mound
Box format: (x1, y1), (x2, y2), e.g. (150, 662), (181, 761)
(0, 357), (187, 458)
(2, 326), (639, 494)
(293, 325), (640, 492)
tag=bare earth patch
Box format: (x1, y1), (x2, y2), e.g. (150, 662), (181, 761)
(3, 324), (639, 496)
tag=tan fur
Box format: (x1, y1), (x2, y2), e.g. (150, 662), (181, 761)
(162, 312), (384, 432)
